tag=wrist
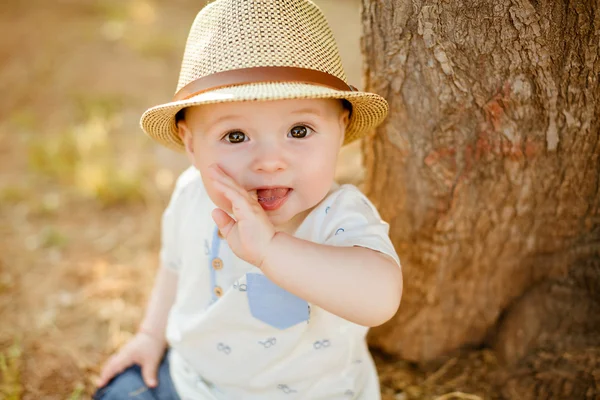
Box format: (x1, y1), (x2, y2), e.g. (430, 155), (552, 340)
(258, 230), (285, 271)
(138, 325), (166, 345)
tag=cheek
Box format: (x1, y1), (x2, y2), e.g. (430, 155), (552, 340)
(295, 144), (339, 197)
(197, 144), (243, 176)
(200, 169), (241, 214)
(197, 166), (225, 209)
(197, 148), (249, 209)
(204, 179), (230, 211)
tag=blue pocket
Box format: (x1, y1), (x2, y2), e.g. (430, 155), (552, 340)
(246, 273), (309, 330)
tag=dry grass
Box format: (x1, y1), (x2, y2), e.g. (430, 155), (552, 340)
(376, 350), (502, 400)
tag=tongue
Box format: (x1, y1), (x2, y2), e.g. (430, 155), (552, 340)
(257, 188), (289, 202)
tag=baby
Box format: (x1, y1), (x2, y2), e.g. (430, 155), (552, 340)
(94, 1), (402, 399)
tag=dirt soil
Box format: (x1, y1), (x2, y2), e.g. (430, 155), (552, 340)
(0, 1), (501, 399)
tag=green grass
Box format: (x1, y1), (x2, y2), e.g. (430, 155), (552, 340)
(25, 112), (146, 207)
(0, 186), (28, 205)
(40, 227), (69, 249)
(67, 382), (85, 400)
(93, 1), (128, 22)
(72, 93), (124, 121)
(27, 129), (79, 182)
(8, 109), (37, 133)
(0, 342), (23, 400)
(127, 31), (180, 59)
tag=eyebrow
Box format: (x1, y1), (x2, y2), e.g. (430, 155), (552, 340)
(206, 114), (244, 127)
(289, 108), (324, 117)
(204, 107), (325, 129)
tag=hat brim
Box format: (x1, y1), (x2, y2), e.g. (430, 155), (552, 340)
(140, 82), (388, 152)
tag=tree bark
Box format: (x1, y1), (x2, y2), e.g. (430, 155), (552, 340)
(361, 0), (600, 367)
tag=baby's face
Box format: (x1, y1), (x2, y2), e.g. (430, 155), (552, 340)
(179, 98), (349, 230)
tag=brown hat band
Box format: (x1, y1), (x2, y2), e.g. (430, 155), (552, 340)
(173, 66), (357, 101)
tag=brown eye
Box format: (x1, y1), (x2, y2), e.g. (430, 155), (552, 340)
(225, 131), (246, 143)
(289, 125), (312, 139)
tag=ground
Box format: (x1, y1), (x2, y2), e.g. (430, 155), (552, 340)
(0, 1), (500, 399)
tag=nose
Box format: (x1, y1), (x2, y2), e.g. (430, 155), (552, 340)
(250, 140), (288, 173)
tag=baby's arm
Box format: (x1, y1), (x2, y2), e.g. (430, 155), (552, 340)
(138, 265), (179, 342)
(137, 166), (195, 338)
(97, 265), (178, 388)
(98, 167), (196, 388)
(209, 165), (402, 327)
(262, 234), (402, 327)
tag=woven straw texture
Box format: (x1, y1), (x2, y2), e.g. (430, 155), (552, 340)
(140, 0), (389, 152)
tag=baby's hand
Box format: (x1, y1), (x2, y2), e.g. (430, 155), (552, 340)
(208, 165), (276, 267)
(97, 331), (166, 389)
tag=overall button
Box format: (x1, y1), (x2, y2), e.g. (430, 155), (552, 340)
(214, 286), (223, 297)
(212, 258), (223, 270)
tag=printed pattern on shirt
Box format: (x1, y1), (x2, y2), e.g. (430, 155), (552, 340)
(162, 170), (398, 399)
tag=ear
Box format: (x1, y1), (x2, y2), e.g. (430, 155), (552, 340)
(340, 107), (350, 128)
(338, 107), (350, 146)
(177, 118), (197, 165)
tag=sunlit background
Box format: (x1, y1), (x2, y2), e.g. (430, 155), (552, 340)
(0, 1), (479, 399)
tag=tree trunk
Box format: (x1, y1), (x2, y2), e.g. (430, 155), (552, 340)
(361, 0), (600, 373)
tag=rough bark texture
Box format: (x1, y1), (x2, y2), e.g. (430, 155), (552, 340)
(361, 0), (600, 368)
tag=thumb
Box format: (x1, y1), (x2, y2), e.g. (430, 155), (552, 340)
(97, 355), (129, 388)
(141, 360), (159, 388)
(212, 208), (235, 237)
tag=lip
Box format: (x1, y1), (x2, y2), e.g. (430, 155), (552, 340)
(253, 187), (292, 211)
(253, 185), (286, 190)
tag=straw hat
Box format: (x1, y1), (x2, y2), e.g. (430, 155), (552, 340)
(140, 0), (389, 152)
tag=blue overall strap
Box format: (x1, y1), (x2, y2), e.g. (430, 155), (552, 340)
(209, 226), (222, 303)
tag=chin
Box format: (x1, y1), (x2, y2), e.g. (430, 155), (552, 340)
(267, 213), (291, 227)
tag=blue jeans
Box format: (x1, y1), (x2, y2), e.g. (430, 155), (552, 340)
(93, 352), (181, 400)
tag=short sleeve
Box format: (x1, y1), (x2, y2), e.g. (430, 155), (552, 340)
(160, 166), (201, 272)
(320, 185), (400, 267)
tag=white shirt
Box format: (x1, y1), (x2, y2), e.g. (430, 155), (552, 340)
(162, 166), (400, 399)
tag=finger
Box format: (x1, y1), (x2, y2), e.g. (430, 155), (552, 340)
(208, 163), (232, 181)
(208, 165), (262, 210)
(208, 167), (249, 212)
(208, 165), (250, 199)
(97, 355), (130, 387)
(212, 208), (236, 237)
(141, 360), (159, 388)
(212, 180), (256, 219)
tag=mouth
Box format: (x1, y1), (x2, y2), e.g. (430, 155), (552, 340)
(254, 187), (292, 211)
